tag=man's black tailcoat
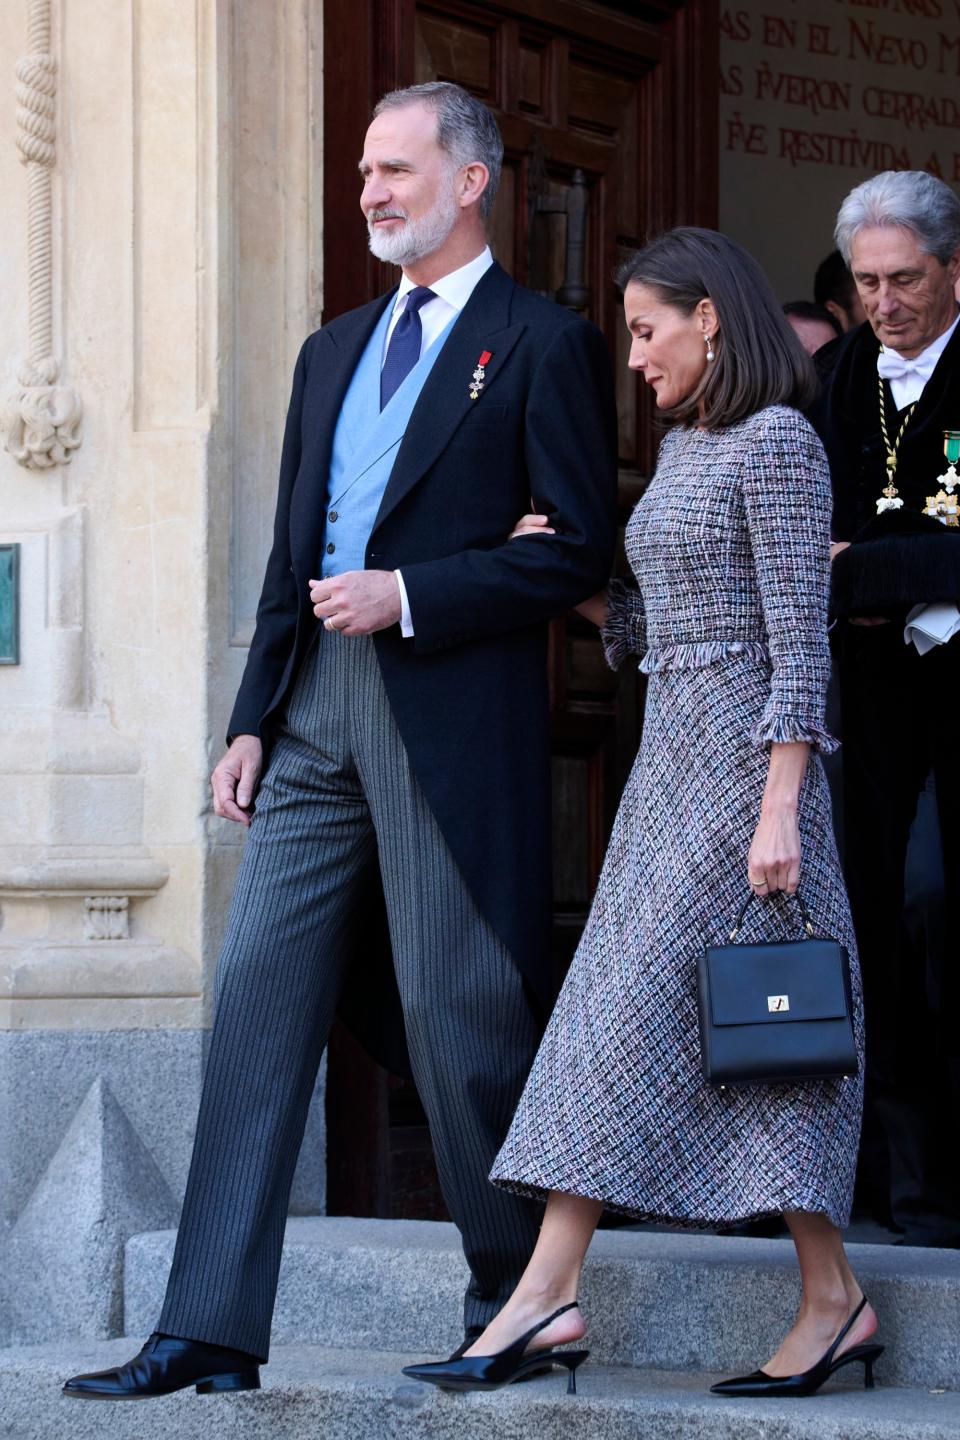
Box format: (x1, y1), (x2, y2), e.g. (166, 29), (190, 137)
(816, 313), (960, 1243)
(818, 319), (960, 613)
(227, 262), (618, 1070)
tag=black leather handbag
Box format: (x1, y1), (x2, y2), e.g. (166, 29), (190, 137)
(696, 890), (858, 1088)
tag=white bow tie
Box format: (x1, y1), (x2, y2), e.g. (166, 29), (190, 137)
(876, 348), (938, 384)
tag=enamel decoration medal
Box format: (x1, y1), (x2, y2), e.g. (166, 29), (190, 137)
(470, 351), (492, 401)
(923, 429), (960, 527)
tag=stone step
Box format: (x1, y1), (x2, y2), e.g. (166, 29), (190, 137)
(3, 1339), (958, 1440)
(124, 1218), (960, 1391)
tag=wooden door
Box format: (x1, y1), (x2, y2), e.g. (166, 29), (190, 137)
(322, 0), (718, 1220)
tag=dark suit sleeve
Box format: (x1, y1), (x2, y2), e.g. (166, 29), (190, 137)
(227, 337), (311, 741)
(812, 327), (863, 542)
(399, 318), (618, 654)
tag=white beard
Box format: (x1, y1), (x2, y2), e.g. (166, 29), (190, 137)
(366, 184), (460, 266)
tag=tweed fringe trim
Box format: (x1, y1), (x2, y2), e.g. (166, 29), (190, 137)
(750, 710), (840, 755)
(639, 638), (771, 674)
(601, 578), (646, 670)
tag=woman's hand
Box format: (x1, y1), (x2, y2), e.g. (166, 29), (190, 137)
(505, 509), (608, 626)
(509, 511), (555, 539)
(747, 802), (801, 896)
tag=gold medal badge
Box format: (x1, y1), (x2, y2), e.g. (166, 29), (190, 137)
(922, 429), (960, 527)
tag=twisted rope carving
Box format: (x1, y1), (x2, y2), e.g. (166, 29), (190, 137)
(26, 0), (51, 51)
(23, 164), (56, 384)
(4, 0), (83, 468)
(15, 52), (55, 166)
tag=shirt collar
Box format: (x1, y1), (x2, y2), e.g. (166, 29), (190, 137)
(879, 307), (960, 369)
(394, 246), (494, 314)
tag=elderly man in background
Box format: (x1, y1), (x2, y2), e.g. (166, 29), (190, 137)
(819, 171), (960, 1248)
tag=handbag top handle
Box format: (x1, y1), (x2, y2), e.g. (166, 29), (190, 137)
(728, 889), (816, 942)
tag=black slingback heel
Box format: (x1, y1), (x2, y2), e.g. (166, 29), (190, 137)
(401, 1302), (589, 1394)
(710, 1295), (884, 1398)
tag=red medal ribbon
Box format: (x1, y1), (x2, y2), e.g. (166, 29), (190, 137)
(478, 350), (492, 366)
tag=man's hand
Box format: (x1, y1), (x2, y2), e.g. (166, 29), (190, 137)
(308, 571), (402, 635)
(211, 734), (263, 827)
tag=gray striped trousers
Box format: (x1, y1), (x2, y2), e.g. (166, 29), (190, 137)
(158, 629), (542, 1359)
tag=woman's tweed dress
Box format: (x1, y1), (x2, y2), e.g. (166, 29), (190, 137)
(491, 405), (864, 1229)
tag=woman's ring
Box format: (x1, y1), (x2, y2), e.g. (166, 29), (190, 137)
(324, 617), (340, 632)
(751, 880), (768, 891)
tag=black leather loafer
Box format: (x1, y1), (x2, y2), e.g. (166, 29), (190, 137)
(62, 1333), (262, 1400)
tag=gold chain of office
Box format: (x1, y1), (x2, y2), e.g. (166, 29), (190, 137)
(875, 373), (917, 513)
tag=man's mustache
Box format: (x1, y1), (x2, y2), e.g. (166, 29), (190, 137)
(368, 207), (408, 224)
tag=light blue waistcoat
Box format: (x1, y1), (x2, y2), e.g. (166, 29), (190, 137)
(320, 301), (458, 578)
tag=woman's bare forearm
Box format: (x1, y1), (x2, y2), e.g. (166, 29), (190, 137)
(576, 588), (609, 627)
(761, 741), (809, 815)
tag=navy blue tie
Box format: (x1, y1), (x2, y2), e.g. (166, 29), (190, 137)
(380, 286), (436, 410)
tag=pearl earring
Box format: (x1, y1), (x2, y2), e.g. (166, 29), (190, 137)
(705, 333), (715, 362)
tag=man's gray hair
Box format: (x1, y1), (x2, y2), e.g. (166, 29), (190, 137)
(835, 170), (960, 266)
(373, 82), (503, 220)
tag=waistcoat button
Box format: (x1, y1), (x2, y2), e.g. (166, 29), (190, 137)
(326, 542), (336, 554)
(328, 511), (338, 523)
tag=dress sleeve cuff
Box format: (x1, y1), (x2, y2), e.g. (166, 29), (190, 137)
(601, 578), (645, 671)
(750, 710), (839, 756)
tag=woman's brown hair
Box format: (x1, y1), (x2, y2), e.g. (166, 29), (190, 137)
(616, 227), (819, 429)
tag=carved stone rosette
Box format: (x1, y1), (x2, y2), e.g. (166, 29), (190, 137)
(3, 0), (82, 470)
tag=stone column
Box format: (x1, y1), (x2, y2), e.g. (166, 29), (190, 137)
(0, 0), (324, 1344)
(3, 0), (82, 469)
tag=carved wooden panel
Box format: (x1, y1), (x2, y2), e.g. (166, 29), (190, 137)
(416, 9), (496, 95)
(518, 41), (547, 114)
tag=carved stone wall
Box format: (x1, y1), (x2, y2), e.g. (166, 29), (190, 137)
(3, 0), (82, 470)
(0, 0), (325, 1343)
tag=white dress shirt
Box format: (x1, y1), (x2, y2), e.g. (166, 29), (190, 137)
(878, 308), (960, 410)
(387, 246), (495, 637)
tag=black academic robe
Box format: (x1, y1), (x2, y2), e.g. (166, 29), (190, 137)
(817, 317), (960, 616)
